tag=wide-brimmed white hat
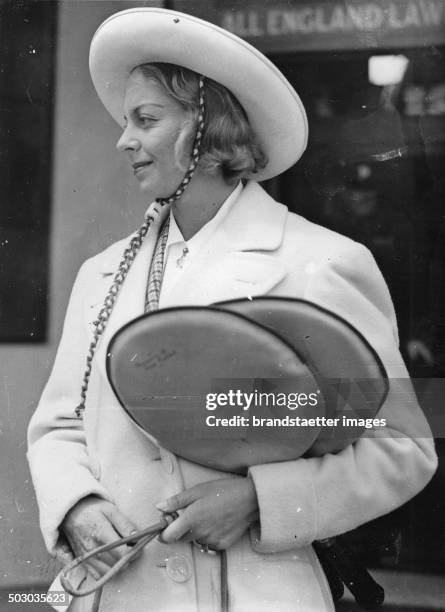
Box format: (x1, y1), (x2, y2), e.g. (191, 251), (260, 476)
(89, 8), (308, 181)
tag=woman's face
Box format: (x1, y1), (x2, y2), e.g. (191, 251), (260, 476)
(117, 70), (193, 198)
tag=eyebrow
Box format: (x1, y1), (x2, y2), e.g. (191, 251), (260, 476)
(123, 103), (165, 124)
(134, 103), (165, 112)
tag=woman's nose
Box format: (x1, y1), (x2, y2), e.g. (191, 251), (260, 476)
(116, 128), (141, 152)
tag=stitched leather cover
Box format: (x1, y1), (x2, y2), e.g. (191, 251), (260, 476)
(107, 300), (388, 472)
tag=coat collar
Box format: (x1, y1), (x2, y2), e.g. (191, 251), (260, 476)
(211, 180), (287, 252)
(160, 181), (287, 307)
(97, 181), (287, 274)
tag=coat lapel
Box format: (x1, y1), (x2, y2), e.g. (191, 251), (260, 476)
(161, 181), (288, 306)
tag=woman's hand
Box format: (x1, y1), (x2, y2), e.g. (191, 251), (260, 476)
(157, 476), (259, 550)
(61, 495), (138, 579)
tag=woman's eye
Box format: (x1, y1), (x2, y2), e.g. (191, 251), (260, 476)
(138, 116), (156, 128)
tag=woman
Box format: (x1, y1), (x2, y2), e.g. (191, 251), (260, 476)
(27, 8), (437, 612)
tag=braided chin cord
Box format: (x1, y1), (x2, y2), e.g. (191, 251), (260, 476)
(75, 76), (206, 418)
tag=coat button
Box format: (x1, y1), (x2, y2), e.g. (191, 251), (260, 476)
(165, 554), (192, 583)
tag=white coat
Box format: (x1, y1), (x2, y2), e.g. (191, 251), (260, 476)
(27, 181), (437, 611)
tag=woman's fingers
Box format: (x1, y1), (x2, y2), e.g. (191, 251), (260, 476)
(102, 502), (142, 562)
(62, 496), (141, 576)
(63, 531), (109, 579)
(159, 511), (196, 544)
(54, 539), (74, 565)
(94, 518), (130, 564)
(104, 503), (139, 540)
(156, 485), (211, 543)
(156, 485), (202, 513)
(158, 477), (259, 549)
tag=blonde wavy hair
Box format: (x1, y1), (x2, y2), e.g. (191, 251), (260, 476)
(132, 63), (268, 183)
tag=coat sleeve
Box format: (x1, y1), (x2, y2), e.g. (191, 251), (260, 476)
(27, 260), (113, 555)
(248, 242), (438, 553)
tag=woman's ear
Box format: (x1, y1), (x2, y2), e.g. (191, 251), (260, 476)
(174, 115), (197, 172)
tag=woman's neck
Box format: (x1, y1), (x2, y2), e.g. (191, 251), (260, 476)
(171, 172), (237, 241)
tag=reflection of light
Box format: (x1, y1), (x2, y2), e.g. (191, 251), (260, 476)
(368, 55), (409, 86)
(357, 164), (372, 180)
(371, 146), (408, 162)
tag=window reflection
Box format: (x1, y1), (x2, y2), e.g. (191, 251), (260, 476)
(279, 47), (445, 379)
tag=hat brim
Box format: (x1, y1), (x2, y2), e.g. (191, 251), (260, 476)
(89, 8), (308, 181)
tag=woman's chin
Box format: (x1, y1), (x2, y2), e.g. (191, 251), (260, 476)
(136, 179), (162, 202)
(137, 179), (183, 202)
(137, 180), (155, 198)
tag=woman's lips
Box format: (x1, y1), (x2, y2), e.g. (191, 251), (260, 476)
(133, 161), (152, 174)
